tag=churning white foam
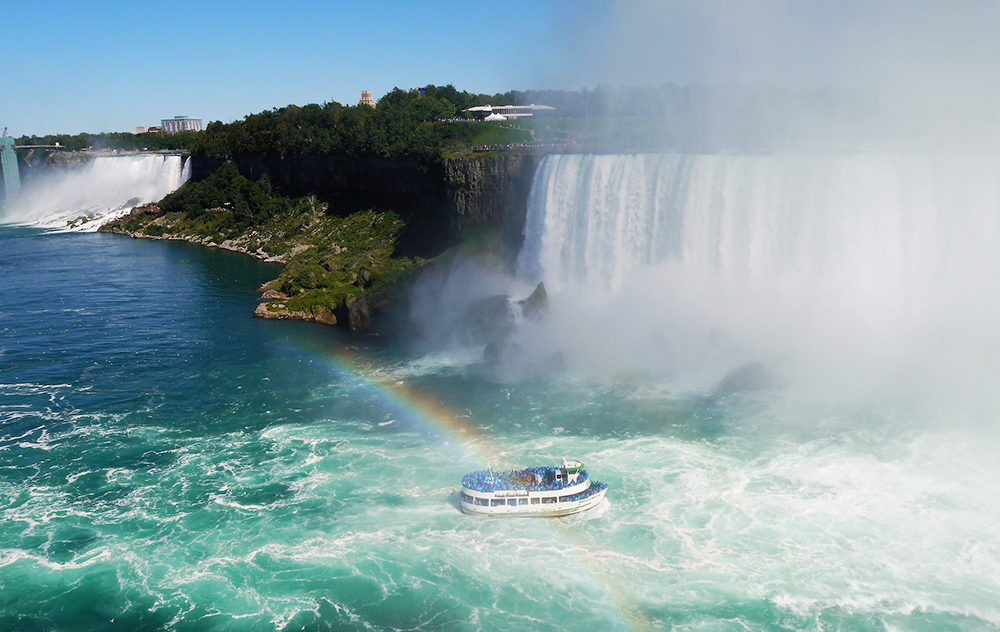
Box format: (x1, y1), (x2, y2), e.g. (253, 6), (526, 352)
(1, 154), (190, 232)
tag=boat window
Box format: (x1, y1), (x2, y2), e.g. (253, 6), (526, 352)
(507, 499), (517, 506)
(460, 492), (474, 503)
(475, 497), (489, 506)
(491, 499), (504, 507)
(559, 495), (572, 503)
(518, 498), (528, 505)
(543, 497), (556, 504)
(531, 498), (540, 504)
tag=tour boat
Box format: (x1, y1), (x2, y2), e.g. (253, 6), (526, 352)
(459, 458), (608, 517)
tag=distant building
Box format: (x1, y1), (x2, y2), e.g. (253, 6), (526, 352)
(358, 90), (376, 108)
(161, 116), (202, 134)
(410, 86), (427, 96)
(463, 104), (556, 121)
(133, 125), (161, 135)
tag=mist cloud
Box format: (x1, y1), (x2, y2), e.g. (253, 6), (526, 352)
(548, 1), (1000, 95)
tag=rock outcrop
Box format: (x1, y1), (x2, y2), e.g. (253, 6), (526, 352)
(713, 362), (775, 397)
(478, 282), (557, 375)
(333, 292), (370, 331)
(441, 153), (540, 264)
(459, 295), (516, 345)
(519, 282), (547, 321)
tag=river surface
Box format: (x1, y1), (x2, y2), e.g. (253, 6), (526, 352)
(3, 194), (1000, 629)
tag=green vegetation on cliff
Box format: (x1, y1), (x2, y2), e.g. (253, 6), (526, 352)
(101, 164), (421, 330)
(160, 162), (289, 230)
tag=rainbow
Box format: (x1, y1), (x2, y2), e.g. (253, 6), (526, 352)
(297, 338), (654, 632)
(317, 343), (495, 467)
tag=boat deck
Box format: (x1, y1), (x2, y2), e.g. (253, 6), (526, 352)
(461, 466), (588, 494)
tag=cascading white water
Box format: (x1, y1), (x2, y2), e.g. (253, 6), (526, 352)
(0, 154), (190, 232)
(519, 153), (1000, 290)
(517, 152), (1000, 400)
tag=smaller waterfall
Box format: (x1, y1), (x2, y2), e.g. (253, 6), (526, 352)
(0, 154), (191, 232)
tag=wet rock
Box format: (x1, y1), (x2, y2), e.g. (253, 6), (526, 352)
(312, 304), (338, 326)
(714, 362), (774, 397)
(253, 303), (307, 321)
(460, 295), (516, 344)
(254, 303), (280, 319)
(358, 267), (373, 288)
(519, 282), (547, 321)
(484, 339), (523, 367)
(335, 291), (370, 331)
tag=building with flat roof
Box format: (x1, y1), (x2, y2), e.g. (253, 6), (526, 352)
(161, 116), (202, 134)
(358, 90), (376, 108)
(464, 104), (556, 121)
(133, 125), (161, 135)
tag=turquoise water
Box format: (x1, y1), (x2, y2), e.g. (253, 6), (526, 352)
(2, 226), (1000, 631)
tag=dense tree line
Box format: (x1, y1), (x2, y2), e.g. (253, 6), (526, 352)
(187, 83), (815, 159)
(15, 84), (864, 160)
(15, 85), (697, 161)
(189, 85), (500, 159)
(15, 131), (198, 151)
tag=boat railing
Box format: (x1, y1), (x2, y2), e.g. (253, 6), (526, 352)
(461, 467), (590, 493)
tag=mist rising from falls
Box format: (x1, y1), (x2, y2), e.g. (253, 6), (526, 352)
(1, 154), (190, 232)
(516, 152), (1000, 403)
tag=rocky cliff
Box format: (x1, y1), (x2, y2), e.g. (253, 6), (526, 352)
(441, 153), (539, 266)
(190, 151), (541, 262)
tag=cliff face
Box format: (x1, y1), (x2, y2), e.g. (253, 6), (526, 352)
(190, 152), (540, 261)
(441, 153), (539, 265)
(17, 150), (94, 186)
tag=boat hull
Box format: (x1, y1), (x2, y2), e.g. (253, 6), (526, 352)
(460, 487), (607, 517)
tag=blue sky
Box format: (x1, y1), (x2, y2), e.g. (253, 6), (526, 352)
(1, 0), (562, 136)
(3, 1), (998, 137)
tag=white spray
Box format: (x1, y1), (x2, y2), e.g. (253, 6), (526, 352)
(1, 154), (190, 232)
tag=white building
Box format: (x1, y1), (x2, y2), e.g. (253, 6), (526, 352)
(464, 104), (556, 120)
(161, 116), (202, 134)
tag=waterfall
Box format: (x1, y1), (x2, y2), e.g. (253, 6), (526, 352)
(516, 152), (1000, 398)
(519, 153), (1000, 290)
(0, 154), (191, 232)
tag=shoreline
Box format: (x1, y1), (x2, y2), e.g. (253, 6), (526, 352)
(100, 225), (331, 325)
(98, 204), (412, 331)
(100, 224), (296, 264)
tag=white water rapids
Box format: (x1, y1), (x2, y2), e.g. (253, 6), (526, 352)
(0, 154), (190, 232)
